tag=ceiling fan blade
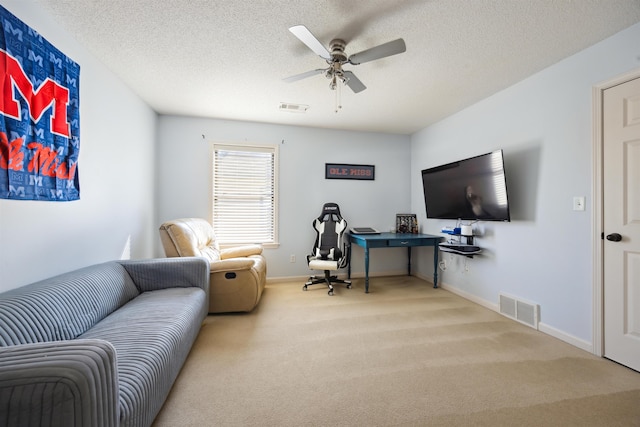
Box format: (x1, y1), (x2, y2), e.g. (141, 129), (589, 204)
(343, 71), (366, 93)
(348, 38), (406, 65)
(283, 68), (326, 83)
(289, 25), (331, 60)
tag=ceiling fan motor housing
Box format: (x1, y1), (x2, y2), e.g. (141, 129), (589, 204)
(329, 39), (347, 63)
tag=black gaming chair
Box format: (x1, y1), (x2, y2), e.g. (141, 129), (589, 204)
(303, 202), (352, 296)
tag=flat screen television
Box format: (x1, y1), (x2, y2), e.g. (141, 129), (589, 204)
(421, 149), (511, 222)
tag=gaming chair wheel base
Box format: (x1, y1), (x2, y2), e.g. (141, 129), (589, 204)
(303, 272), (351, 296)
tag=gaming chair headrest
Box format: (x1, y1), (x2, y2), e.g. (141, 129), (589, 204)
(318, 202), (342, 222)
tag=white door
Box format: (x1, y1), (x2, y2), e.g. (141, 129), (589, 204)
(603, 76), (640, 372)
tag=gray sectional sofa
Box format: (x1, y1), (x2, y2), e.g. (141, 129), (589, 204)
(0, 257), (209, 427)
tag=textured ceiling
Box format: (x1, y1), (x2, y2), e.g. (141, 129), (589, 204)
(30, 0), (640, 134)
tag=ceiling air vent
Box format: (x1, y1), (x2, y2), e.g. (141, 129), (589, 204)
(279, 102), (309, 113)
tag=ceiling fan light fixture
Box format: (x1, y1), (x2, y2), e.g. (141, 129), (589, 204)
(334, 79), (342, 113)
(329, 76), (337, 90)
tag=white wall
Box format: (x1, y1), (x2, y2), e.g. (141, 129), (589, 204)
(156, 116), (411, 279)
(410, 22), (640, 347)
(0, 1), (158, 291)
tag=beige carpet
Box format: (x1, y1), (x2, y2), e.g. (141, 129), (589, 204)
(153, 276), (640, 426)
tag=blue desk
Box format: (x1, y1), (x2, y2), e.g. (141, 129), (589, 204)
(348, 232), (442, 293)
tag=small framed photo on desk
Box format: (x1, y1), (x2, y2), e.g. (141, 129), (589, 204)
(396, 214), (418, 234)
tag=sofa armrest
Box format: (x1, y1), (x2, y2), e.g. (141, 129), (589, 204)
(220, 244), (263, 260)
(0, 339), (119, 427)
(118, 257), (210, 293)
(210, 258), (256, 273)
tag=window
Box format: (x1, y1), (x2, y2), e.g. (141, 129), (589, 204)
(212, 143), (278, 246)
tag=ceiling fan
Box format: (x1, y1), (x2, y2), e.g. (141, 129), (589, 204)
(284, 25), (406, 96)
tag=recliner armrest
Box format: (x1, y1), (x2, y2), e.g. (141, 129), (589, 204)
(220, 244), (263, 259)
(210, 258), (256, 273)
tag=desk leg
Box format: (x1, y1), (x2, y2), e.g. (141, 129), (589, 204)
(433, 244), (439, 288)
(364, 246), (370, 293)
(407, 246), (412, 276)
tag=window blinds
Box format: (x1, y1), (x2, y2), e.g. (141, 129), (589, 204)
(213, 145), (275, 244)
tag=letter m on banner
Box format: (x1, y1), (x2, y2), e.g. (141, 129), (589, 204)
(0, 5), (81, 201)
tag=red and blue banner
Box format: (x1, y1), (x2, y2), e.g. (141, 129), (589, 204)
(1, 5), (80, 201)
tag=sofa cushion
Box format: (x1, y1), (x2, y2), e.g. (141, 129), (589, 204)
(79, 286), (206, 427)
(0, 262), (140, 346)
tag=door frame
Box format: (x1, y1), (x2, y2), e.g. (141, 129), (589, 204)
(591, 67), (640, 357)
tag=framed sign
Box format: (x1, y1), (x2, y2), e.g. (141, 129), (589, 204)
(325, 163), (375, 180)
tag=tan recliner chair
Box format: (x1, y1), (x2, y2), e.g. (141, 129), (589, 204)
(159, 218), (267, 314)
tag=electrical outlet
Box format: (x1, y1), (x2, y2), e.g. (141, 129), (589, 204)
(573, 196), (585, 211)
(290, 255), (296, 263)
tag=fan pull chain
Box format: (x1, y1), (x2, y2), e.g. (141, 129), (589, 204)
(335, 77), (342, 113)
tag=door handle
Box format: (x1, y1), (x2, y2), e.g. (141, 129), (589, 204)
(606, 233), (622, 242)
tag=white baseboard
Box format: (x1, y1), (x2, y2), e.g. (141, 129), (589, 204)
(538, 322), (593, 353)
(438, 282), (499, 312)
(266, 275), (310, 284)
(347, 269), (407, 279)
(413, 272), (499, 311)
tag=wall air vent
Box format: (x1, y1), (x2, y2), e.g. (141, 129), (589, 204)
(499, 294), (539, 329)
(279, 102), (309, 113)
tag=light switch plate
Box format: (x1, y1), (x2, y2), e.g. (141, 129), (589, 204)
(573, 196), (585, 211)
